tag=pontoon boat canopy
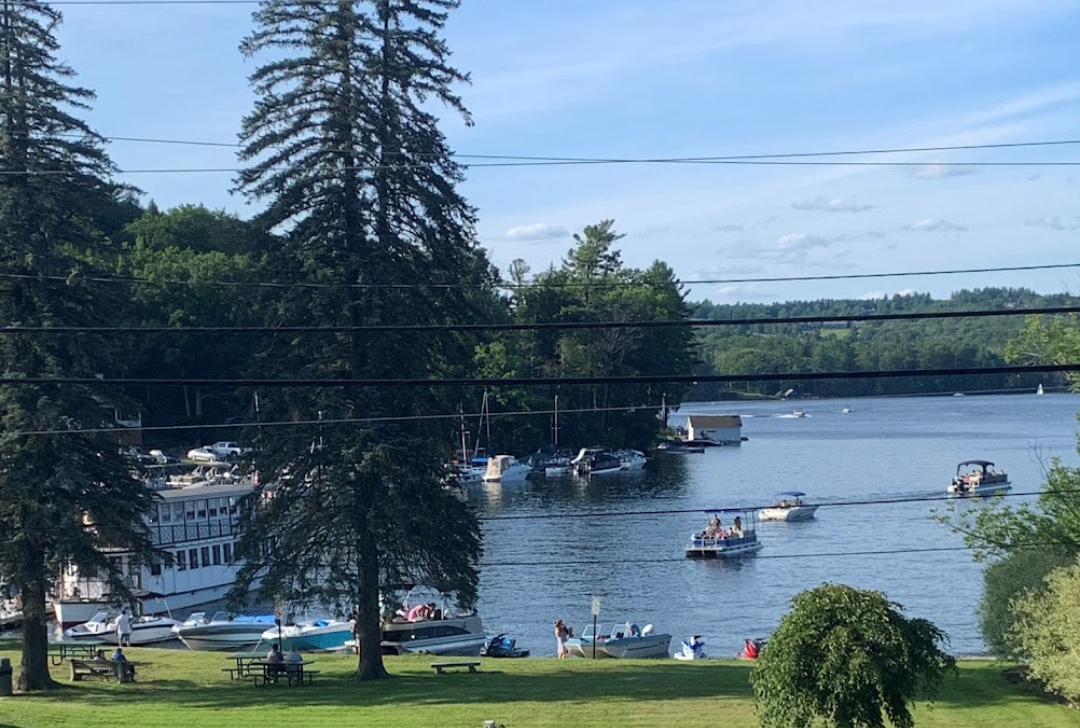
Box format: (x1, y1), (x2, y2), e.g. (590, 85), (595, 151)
(774, 491), (806, 497)
(958, 460), (994, 469)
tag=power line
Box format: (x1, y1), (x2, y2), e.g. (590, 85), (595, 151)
(479, 541), (1078, 568)
(2, 305), (1076, 335)
(478, 489), (1080, 522)
(67, 133), (1080, 163)
(3, 262), (1079, 292)
(3, 159), (1080, 176)
(1, 363), (1077, 387)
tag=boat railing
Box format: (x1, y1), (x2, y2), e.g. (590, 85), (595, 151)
(691, 531), (755, 547)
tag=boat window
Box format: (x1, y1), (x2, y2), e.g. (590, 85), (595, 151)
(189, 548), (199, 569)
(223, 543), (233, 564)
(196, 499), (207, 519)
(176, 550), (186, 571)
(201, 546), (210, 567)
(212, 545), (221, 566)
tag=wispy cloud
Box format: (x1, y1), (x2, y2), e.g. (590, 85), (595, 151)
(905, 163), (980, 179)
(791, 195), (875, 212)
(1024, 216), (1079, 231)
(902, 218), (967, 232)
(503, 223), (571, 245)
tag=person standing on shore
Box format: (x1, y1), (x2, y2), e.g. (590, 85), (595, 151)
(554, 619), (571, 658)
(116, 610), (132, 647)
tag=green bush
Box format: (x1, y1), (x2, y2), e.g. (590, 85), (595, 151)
(979, 549), (1075, 657)
(1011, 556), (1080, 705)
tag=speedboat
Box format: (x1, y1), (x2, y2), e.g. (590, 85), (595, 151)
(673, 635), (707, 660)
(686, 509), (763, 559)
(615, 449), (647, 471)
(261, 619), (353, 652)
(65, 612), (182, 645)
(380, 614), (487, 656)
(654, 441), (705, 455)
(483, 455), (531, 483)
(173, 611), (277, 651)
(792, 409), (806, 418)
(841, 406), (852, 414)
(948, 460), (1011, 497)
(759, 491), (819, 522)
(565, 621), (671, 659)
(571, 448), (623, 476)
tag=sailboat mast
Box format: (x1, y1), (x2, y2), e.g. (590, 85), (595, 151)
(553, 395), (559, 449)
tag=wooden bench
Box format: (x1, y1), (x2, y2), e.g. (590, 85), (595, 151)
(70, 659), (136, 683)
(431, 661), (480, 675)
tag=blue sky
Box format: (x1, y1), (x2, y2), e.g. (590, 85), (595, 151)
(56, 0), (1080, 303)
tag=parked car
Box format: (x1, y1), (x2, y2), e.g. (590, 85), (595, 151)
(208, 441), (251, 459)
(186, 447), (217, 462)
(149, 449), (180, 465)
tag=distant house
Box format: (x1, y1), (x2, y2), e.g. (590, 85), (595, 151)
(686, 415), (742, 444)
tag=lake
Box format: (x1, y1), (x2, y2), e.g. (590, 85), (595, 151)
(471, 392), (1080, 658)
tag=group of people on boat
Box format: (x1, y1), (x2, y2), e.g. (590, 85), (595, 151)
(959, 467), (1004, 484)
(703, 514), (743, 539)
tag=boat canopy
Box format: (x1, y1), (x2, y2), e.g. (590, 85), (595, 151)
(958, 460), (994, 469)
(774, 491), (806, 498)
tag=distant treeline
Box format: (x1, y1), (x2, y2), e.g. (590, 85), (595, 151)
(687, 288), (1076, 400)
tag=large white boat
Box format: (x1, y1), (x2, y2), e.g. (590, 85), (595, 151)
(759, 491), (819, 522)
(686, 509), (763, 559)
(53, 468), (258, 628)
(483, 455), (531, 483)
(381, 614), (487, 656)
(615, 449), (647, 471)
(173, 611), (278, 651)
(565, 621), (671, 659)
(65, 612), (182, 645)
(948, 460), (1011, 497)
(571, 448), (623, 476)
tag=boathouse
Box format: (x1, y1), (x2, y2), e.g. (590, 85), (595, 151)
(686, 415), (743, 444)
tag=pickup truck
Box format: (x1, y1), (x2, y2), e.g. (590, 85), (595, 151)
(208, 441), (251, 459)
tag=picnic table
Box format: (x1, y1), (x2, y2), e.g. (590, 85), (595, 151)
(49, 640), (107, 666)
(223, 652), (263, 680)
(250, 660), (318, 687)
(69, 658), (138, 683)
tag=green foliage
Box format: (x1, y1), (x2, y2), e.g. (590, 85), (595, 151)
(1011, 556), (1080, 705)
(125, 204), (259, 255)
(978, 548), (1075, 658)
(1006, 313), (1080, 388)
(0, 0), (155, 691)
(751, 583), (955, 728)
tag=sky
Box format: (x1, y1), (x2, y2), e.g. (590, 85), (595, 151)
(53, 0), (1080, 303)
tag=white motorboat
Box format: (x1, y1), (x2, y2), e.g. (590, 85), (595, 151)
(571, 448), (623, 476)
(381, 614), (487, 656)
(686, 509), (763, 559)
(948, 460), (1011, 497)
(483, 455), (531, 483)
(173, 611), (277, 651)
(792, 409), (807, 418)
(759, 491), (819, 522)
(841, 406), (852, 414)
(0, 598), (22, 630)
(565, 621), (671, 659)
(615, 449), (647, 471)
(261, 619), (353, 652)
(65, 612), (181, 645)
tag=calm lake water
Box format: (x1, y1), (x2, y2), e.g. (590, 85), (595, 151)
(471, 392), (1080, 658)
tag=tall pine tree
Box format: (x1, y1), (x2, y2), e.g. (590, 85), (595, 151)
(0, 0), (154, 691)
(232, 0), (488, 680)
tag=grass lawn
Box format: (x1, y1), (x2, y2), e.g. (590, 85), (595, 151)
(0, 640), (1073, 728)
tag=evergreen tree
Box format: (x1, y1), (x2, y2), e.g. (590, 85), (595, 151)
(231, 0), (487, 680)
(0, 0), (154, 691)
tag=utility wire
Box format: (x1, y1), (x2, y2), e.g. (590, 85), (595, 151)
(2, 305), (1076, 334)
(3, 262), (1078, 292)
(61, 133), (1080, 163)
(479, 541), (1079, 568)
(1, 363), (1076, 387)
(478, 489), (1079, 522)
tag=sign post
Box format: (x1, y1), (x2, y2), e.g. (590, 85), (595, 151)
(590, 597), (601, 659)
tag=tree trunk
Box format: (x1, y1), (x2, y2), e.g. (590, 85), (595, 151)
(16, 573), (58, 691)
(355, 540), (388, 680)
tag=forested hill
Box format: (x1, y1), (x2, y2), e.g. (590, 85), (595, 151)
(687, 287), (1077, 399)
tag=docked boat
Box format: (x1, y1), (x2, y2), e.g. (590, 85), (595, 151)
(571, 447), (623, 476)
(686, 509), (763, 559)
(173, 611), (277, 651)
(261, 619), (352, 652)
(948, 460), (1011, 497)
(481, 633), (530, 658)
(759, 491), (819, 522)
(654, 441), (705, 455)
(65, 612), (182, 645)
(0, 598), (22, 630)
(615, 449), (647, 471)
(565, 621), (671, 659)
(381, 614), (487, 656)
(483, 455), (531, 483)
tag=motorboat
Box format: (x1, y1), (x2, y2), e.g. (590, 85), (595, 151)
(565, 621), (671, 659)
(483, 455), (531, 483)
(654, 441), (705, 455)
(686, 509), (763, 559)
(792, 409), (806, 418)
(480, 633), (530, 658)
(173, 611), (277, 651)
(948, 460), (1011, 497)
(615, 449), (647, 471)
(65, 612), (182, 645)
(261, 619), (353, 652)
(841, 406), (852, 414)
(0, 598), (22, 630)
(571, 447), (623, 476)
(759, 491), (819, 522)
(380, 614), (487, 656)
(673, 635), (707, 661)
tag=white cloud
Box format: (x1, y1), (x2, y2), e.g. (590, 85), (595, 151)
(905, 163), (980, 179)
(791, 195), (875, 212)
(776, 232), (830, 250)
(503, 223), (571, 244)
(1025, 216), (1078, 231)
(902, 218), (967, 232)
(896, 288), (916, 297)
